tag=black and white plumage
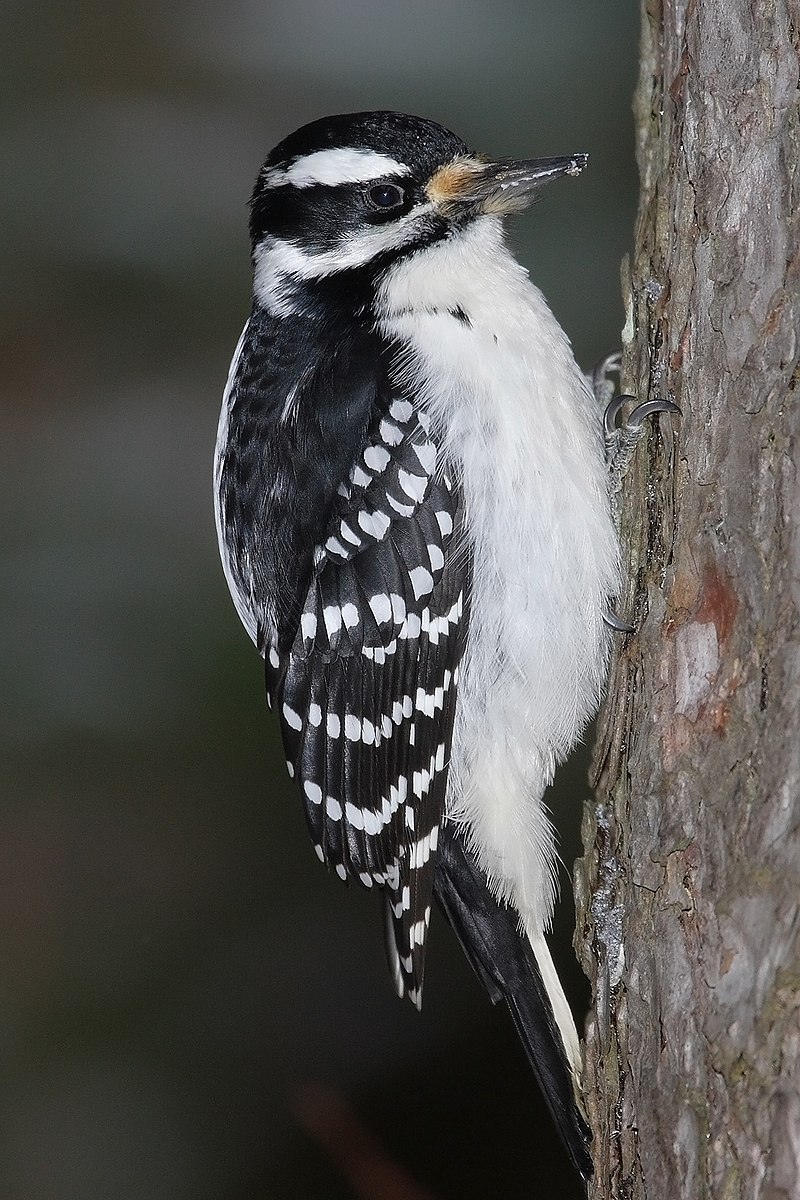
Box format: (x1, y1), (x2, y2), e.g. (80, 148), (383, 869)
(214, 111), (620, 1178)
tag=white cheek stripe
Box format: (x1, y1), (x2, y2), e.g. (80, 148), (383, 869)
(265, 147), (408, 189)
(254, 222), (433, 297)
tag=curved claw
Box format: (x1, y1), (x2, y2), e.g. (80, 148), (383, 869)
(627, 398), (682, 427)
(603, 608), (636, 634)
(603, 394), (637, 437)
(593, 349), (622, 391)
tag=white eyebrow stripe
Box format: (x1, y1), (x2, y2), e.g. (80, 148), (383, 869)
(267, 147), (409, 189)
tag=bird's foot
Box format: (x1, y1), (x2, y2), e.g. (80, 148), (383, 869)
(591, 349), (622, 410)
(604, 394), (681, 486)
(604, 395), (680, 634)
(595, 355), (680, 635)
(603, 606), (636, 635)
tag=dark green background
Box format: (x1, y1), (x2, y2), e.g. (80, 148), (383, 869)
(2, 3), (638, 1196)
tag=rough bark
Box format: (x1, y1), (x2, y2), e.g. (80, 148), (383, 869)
(575, 2), (800, 1198)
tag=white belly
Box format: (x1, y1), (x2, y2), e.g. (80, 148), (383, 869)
(378, 217), (620, 932)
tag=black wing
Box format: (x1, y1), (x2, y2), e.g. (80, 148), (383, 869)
(268, 394), (470, 1006)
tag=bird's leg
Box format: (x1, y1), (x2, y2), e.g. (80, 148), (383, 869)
(591, 348), (680, 504)
(604, 393), (681, 499)
(593, 351), (680, 634)
(591, 348), (622, 412)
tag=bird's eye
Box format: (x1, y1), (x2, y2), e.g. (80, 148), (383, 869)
(367, 183), (405, 210)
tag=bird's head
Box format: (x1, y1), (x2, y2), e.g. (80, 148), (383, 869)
(248, 110), (587, 316)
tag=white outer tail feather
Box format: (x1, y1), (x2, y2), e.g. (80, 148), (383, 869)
(527, 928), (583, 1085)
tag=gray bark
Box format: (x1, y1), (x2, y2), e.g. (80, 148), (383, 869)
(575, 2), (800, 1197)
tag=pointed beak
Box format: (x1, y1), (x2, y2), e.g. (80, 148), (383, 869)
(427, 154), (588, 215)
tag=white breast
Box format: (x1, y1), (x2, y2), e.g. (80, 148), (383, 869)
(377, 216), (620, 935)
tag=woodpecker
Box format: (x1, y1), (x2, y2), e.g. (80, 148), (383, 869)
(215, 111), (623, 1177)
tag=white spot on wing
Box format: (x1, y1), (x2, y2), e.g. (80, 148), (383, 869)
(326, 796), (343, 820)
(390, 593), (407, 622)
(344, 714), (361, 741)
(345, 802), (364, 829)
(390, 399), (413, 422)
(413, 440), (437, 474)
(387, 494), (415, 517)
(358, 509), (391, 539)
(283, 703), (302, 730)
(364, 445), (391, 472)
(323, 605), (342, 639)
(352, 464), (372, 489)
(341, 603), (359, 629)
(379, 419), (403, 446)
(398, 469), (427, 503)
(409, 833), (432, 867)
(428, 544), (445, 572)
(369, 593), (392, 624)
(435, 510), (453, 537)
(339, 521), (361, 546)
(409, 566), (434, 599)
(400, 613), (421, 640)
(363, 808), (381, 835)
(410, 919), (427, 947)
(304, 781), (322, 805)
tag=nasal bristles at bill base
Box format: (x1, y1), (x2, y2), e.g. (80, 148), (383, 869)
(425, 157), (486, 206)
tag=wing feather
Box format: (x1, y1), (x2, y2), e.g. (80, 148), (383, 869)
(269, 395), (469, 1003)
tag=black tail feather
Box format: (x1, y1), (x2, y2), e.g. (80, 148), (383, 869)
(433, 822), (592, 1180)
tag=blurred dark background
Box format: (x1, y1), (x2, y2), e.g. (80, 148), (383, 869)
(1, 2), (639, 1196)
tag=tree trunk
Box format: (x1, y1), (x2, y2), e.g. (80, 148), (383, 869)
(575, 2), (800, 1197)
